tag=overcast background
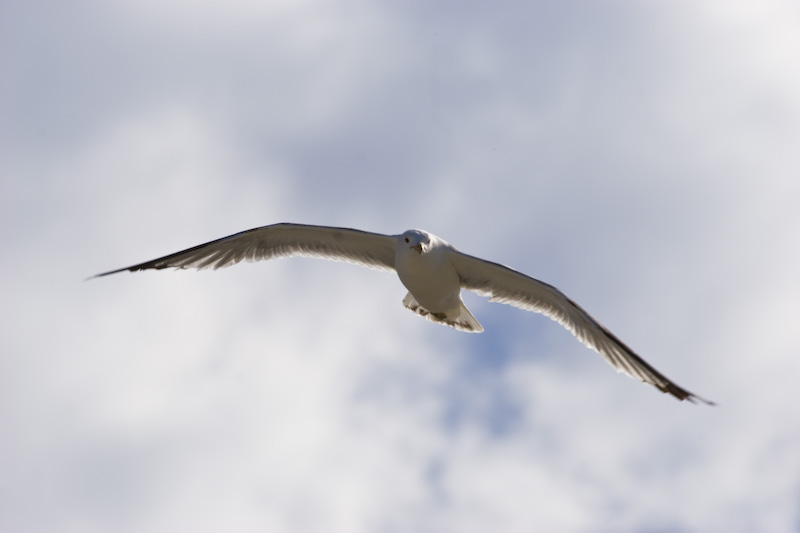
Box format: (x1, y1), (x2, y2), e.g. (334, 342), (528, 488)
(2, 1), (800, 532)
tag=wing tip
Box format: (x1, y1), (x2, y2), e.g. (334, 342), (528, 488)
(88, 261), (178, 280)
(662, 383), (716, 406)
(86, 267), (130, 280)
(684, 394), (717, 406)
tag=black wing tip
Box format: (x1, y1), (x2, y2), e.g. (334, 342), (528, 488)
(662, 383), (716, 406)
(685, 394), (717, 406)
(86, 268), (129, 280)
(88, 262), (173, 280)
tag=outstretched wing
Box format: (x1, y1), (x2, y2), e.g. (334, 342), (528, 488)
(451, 250), (713, 404)
(93, 223), (397, 277)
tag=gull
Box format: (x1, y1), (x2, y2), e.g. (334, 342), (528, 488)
(94, 223), (713, 404)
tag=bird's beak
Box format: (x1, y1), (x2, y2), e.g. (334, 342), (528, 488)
(411, 243), (423, 254)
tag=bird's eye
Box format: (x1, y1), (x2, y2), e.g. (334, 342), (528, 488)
(404, 237), (409, 243)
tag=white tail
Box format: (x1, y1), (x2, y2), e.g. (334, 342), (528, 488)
(402, 292), (484, 333)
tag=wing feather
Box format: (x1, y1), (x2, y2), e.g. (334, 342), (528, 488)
(451, 250), (713, 404)
(93, 223), (396, 277)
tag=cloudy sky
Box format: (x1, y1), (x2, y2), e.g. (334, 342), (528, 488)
(3, 1), (800, 531)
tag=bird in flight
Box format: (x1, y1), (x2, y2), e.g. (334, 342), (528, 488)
(94, 223), (713, 404)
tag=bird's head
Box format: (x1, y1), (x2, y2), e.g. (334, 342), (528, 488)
(399, 229), (430, 255)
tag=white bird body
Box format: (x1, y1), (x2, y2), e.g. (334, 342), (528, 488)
(394, 231), (455, 310)
(394, 230), (483, 332)
(94, 223), (713, 404)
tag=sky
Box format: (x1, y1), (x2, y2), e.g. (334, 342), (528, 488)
(2, 1), (800, 531)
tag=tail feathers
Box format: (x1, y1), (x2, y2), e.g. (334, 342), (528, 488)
(402, 292), (484, 333)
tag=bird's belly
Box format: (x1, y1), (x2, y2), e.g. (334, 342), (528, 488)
(396, 257), (461, 312)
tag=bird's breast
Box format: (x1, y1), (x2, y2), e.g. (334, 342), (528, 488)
(395, 251), (462, 312)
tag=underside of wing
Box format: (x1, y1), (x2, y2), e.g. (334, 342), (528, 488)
(451, 250), (713, 404)
(94, 223), (397, 277)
